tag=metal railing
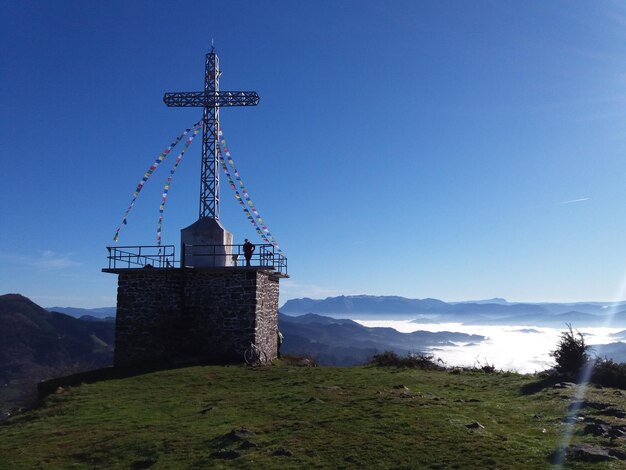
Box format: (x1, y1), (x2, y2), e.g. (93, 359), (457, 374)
(106, 243), (287, 275)
(182, 243), (288, 275)
(106, 245), (176, 269)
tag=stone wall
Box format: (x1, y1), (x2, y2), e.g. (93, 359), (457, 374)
(114, 268), (281, 367)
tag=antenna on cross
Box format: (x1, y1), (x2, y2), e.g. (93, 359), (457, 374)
(211, 38), (215, 52)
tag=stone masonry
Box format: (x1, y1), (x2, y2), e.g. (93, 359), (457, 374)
(113, 267), (280, 367)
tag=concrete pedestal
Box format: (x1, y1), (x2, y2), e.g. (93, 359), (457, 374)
(181, 217), (233, 267)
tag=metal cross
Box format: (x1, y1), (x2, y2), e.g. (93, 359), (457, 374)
(163, 47), (259, 220)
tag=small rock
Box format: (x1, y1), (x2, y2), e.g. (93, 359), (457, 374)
(532, 413), (544, 420)
(608, 448), (626, 460)
(568, 400), (612, 411)
(581, 422), (626, 439)
(239, 440), (258, 449)
(553, 382), (576, 389)
(583, 416), (608, 424)
(600, 408), (626, 418)
(225, 428), (255, 442)
(607, 427), (626, 439)
(273, 448), (293, 457)
(304, 397), (324, 404)
(131, 458), (157, 469)
(466, 422), (485, 429)
(562, 416), (585, 424)
(393, 384), (409, 390)
(583, 423), (609, 437)
(566, 444), (614, 463)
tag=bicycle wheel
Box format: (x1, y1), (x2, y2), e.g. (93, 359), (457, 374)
(244, 345), (267, 366)
(243, 346), (256, 365)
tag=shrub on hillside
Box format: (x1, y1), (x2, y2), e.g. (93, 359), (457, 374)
(591, 358), (626, 389)
(369, 351), (445, 370)
(474, 359), (498, 374)
(550, 324), (591, 377)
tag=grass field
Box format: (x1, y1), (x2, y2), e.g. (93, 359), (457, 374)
(1, 362), (626, 469)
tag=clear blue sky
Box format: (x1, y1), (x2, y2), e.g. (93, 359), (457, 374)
(1, 0), (625, 308)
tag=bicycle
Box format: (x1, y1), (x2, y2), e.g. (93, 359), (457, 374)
(243, 342), (267, 366)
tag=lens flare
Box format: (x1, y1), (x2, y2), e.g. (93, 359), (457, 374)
(553, 274), (626, 467)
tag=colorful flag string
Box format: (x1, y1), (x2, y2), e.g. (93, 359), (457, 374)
(218, 129), (284, 255)
(113, 120), (202, 242)
(156, 124), (202, 246)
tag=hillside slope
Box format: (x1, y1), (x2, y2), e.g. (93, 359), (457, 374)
(1, 364), (625, 468)
(0, 294), (114, 415)
(279, 313), (484, 365)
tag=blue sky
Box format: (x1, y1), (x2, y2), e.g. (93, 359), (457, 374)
(1, 0), (625, 307)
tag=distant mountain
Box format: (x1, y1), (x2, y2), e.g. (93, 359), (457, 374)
(594, 342), (626, 363)
(78, 315), (115, 322)
(466, 311), (621, 328)
(280, 295), (549, 319)
(279, 312), (484, 366)
(0, 294), (114, 418)
(610, 330), (626, 340)
(281, 295), (449, 317)
(281, 295), (626, 327)
(450, 298), (510, 305)
(47, 306), (116, 319)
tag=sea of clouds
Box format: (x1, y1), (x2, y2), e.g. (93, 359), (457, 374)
(355, 320), (623, 374)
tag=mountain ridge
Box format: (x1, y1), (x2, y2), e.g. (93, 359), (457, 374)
(281, 295), (626, 326)
(46, 306), (116, 319)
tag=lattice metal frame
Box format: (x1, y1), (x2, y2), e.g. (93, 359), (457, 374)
(163, 48), (259, 219)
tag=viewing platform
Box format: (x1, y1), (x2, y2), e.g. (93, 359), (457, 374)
(103, 243), (288, 277)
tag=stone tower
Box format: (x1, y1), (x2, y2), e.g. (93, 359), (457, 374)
(104, 262), (285, 367)
(105, 48), (287, 367)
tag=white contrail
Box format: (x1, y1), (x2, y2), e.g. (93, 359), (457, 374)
(558, 197), (590, 205)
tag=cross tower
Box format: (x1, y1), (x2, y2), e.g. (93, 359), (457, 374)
(163, 47), (259, 219)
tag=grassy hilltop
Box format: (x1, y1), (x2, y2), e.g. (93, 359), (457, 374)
(2, 363), (626, 469)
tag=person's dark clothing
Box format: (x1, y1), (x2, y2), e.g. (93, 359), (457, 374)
(243, 241), (255, 266)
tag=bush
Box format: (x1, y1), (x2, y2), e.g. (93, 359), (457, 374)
(369, 351), (445, 370)
(474, 359), (498, 374)
(591, 358), (626, 389)
(550, 324), (591, 377)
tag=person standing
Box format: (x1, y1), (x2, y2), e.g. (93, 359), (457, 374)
(243, 238), (255, 266)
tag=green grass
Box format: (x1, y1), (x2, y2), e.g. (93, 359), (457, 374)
(1, 363), (626, 469)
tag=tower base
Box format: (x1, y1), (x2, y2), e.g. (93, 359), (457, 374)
(111, 267), (280, 367)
